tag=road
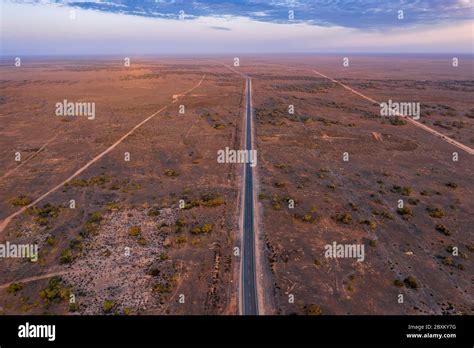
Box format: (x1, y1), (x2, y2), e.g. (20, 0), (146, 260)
(241, 77), (259, 315)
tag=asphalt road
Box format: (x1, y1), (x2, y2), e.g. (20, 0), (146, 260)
(241, 77), (259, 315)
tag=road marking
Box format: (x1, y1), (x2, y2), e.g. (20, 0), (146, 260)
(311, 69), (474, 155)
(0, 75), (206, 233)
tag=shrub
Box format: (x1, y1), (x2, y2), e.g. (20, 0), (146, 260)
(40, 277), (69, 302)
(59, 249), (73, 264)
(103, 300), (115, 313)
(427, 207), (444, 218)
(68, 302), (79, 312)
(128, 226), (141, 237)
(349, 202), (359, 212)
(176, 218), (187, 227)
(445, 182), (458, 189)
(442, 257), (454, 266)
(201, 196), (225, 207)
(381, 211), (394, 220)
(191, 224), (212, 234)
(164, 169), (179, 177)
(148, 267), (160, 277)
(391, 185), (411, 196)
(176, 236), (187, 245)
(335, 212), (352, 224)
(305, 304), (322, 315)
(107, 201), (120, 211)
(389, 116), (407, 126)
(361, 220), (377, 230)
(404, 276), (418, 289)
(393, 279), (403, 287)
(11, 195), (32, 207)
(397, 206), (413, 219)
(88, 174), (111, 186)
(7, 282), (24, 294)
(435, 224), (451, 236)
(201, 224), (212, 234)
(272, 201), (281, 210)
(148, 207), (161, 216)
(30, 203), (61, 226)
(46, 236), (56, 246)
(152, 283), (171, 294)
(88, 211), (102, 224)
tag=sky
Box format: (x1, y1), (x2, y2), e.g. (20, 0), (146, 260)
(0, 0), (473, 55)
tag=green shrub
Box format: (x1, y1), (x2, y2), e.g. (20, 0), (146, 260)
(201, 224), (212, 233)
(427, 207), (444, 218)
(391, 185), (411, 196)
(176, 236), (187, 245)
(7, 282), (24, 294)
(404, 276), (418, 289)
(305, 304), (322, 315)
(88, 211), (102, 223)
(389, 116), (407, 126)
(397, 206), (413, 219)
(272, 201), (281, 210)
(46, 236), (56, 246)
(128, 226), (141, 237)
(11, 195), (32, 207)
(335, 212), (352, 224)
(103, 300), (115, 313)
(40, 277), (69, 302)
(164, 169), (179, 177)
(152, 283), (171, 294)
(59, 249), (73, 264)
(435, 224), (451, 236)
(445, 182), (458, 189)
(393, 279), (403, 287)
(68, 302), (79, 312)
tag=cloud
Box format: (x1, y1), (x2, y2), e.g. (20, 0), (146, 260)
(6, 0), (474, 29)
(209, 26), (231, 31)
(1, 1), (472, 55)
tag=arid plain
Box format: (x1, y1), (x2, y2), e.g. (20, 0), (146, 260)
(0, 55), (472, 315)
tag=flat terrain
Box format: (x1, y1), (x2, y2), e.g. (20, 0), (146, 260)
(0, 59), (245, 314)
(0, 55), (472, 315)
(248, 56), (473, 315)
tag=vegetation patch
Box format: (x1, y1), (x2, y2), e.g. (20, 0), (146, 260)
(427, 206), (445, 218)
(10, 195), (32, 207)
